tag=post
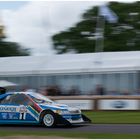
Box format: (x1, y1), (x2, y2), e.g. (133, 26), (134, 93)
(94, 8), (105, 64)
(95, 16), (105, 52)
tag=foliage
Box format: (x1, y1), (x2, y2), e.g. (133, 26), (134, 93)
(52, 2), (140, 54)
(0, 36), (29, 57)
(0, 39), (30, 57)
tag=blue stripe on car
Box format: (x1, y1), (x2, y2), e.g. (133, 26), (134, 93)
(39, 105), (67, 111)
(62, 114), (81, 119)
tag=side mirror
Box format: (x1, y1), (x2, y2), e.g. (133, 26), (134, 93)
(0, 87), (6, 94)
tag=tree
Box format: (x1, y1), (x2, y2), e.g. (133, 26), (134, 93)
(52, 2), (140, 54)
(0, 25), (30, 57)
(0, 40), (30, 57)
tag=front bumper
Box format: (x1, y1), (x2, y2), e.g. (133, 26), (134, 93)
(66, 114), (91, 124)
(67, 118), (84, 124)
(55, 113), (91, 125)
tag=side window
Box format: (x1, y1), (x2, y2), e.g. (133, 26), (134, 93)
(0, 95), (12, 104)
(0, 94), (32, 105)
(10, 94), (31, 105)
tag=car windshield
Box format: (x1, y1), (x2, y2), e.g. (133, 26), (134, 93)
(28, 92), (54, 104)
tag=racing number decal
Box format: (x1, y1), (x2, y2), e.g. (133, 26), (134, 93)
(19, 105), (27, 120)
(20, 112), (26, 120)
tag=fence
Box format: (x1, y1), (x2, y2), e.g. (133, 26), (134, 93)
(49, 95), (140, 111)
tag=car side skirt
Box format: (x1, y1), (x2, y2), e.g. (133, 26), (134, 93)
(0, 120), (39, 124)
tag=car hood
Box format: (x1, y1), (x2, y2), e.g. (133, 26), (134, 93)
(38, 102), (80, 112)
(38, 102), (69, 110)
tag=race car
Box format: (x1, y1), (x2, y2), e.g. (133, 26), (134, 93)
(0, 91), (91, 127)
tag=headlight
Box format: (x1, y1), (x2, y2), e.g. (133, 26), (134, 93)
(55, 110), (62, 114)
(55, 110), (69, 114)
(55, 108), (81, 114)
(68, 107), (81, 114)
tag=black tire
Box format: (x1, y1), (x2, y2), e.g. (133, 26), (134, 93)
(42, 111), (56, 128)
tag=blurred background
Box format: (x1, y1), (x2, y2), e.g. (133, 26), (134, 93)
(1, 1), (140, 138)
(0, 0), (140, 97)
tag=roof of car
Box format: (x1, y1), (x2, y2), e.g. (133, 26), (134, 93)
(0, 92), (38, 100)
(0, 91), (34, 96)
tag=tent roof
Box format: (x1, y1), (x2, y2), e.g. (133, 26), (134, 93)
(0, 51), (140, 76)
(0, 80), (17, 87)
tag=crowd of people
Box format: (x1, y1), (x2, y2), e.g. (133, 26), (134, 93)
(2, 84), (140, 96)
(38, 85), (81, 96)
(37, 84), (140, 96)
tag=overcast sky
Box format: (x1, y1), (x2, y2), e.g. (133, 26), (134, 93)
(0, 1), (136, 56)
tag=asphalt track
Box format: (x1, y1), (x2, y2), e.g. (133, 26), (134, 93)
(0, 124), (140, 134)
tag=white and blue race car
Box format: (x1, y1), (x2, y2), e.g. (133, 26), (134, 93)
(0, 91), (91, 127)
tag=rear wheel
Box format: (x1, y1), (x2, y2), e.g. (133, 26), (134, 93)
(42, 112), (56, 128)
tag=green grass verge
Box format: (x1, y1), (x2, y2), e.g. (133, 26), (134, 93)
(1, 131), (140, 139)
(84, 111), (140, 124)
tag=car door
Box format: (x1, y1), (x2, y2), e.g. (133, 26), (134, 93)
(0, 93), (37, 123)
(7, 93), (38, 122)
(0, 94), (20, 121)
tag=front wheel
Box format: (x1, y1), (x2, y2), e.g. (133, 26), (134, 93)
(42, 112), (56, 128)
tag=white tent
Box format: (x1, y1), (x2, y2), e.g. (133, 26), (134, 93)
(0, 80), (18, 87)
(0, 51), (140, 76)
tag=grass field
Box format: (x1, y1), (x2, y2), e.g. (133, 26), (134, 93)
(84, 111), (140, 124)
(1, 111), (140, 139)
(1, 131), (140, 139)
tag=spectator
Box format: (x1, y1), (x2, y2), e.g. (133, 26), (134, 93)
(121, 90), (130, 96)
(133, 89), (140, 96)
(95, 84), (106, 95)
(39, 86), (48, 96)
(68, 86), (81, 95)
(46, 85), (62, 96)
